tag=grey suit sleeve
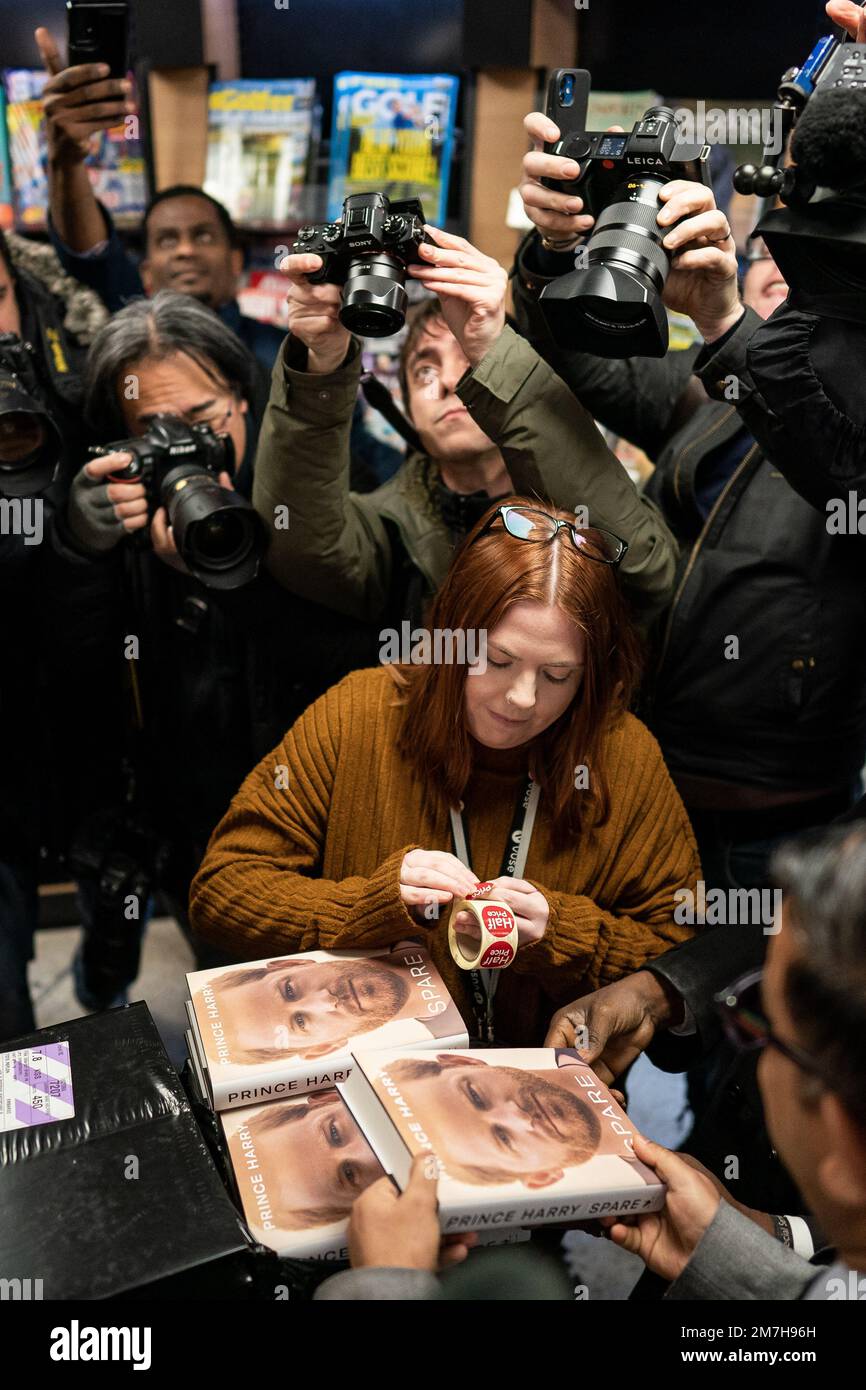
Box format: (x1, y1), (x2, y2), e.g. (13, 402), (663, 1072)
(314, 1267), (441, 1301)
(665, 1201), (817, 1301)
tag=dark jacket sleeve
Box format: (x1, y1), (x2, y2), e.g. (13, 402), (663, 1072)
(729, 302), (866, 513)
(643, 923), (766, 1070)
(48, 203), (144, 313)
(510, 231), (705, 457)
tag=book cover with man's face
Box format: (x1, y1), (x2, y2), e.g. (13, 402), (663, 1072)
(189, 944), (466, 1091)
(222, 1091), (383, 1259)
(359, 1047), (659, 1204)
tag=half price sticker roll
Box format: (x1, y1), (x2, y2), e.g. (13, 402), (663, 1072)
(447, 882), (518, 971)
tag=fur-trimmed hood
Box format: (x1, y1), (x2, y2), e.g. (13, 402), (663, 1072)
(5, 231), (108, 345)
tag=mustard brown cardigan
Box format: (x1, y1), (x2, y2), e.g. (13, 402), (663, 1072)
(189, 666), (701, 1044)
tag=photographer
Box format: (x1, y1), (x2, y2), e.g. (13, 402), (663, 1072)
(515, 122), (864, 894)
(59, 291), (377, 999)
(720, 0), (866, 511)
(253, 225), (679, 630)
(0, 229), (126, 1038)
(35, 26), (284, 383)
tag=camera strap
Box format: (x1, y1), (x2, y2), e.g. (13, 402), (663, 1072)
(359, 371), (422, 454)
(449, 776), (541, 1043)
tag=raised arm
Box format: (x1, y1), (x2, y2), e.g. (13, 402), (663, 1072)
(251, 254), (397, 621)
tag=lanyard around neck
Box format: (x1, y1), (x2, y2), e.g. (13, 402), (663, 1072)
(449, 776), (541, 882)
(449, 776), (541, 1044)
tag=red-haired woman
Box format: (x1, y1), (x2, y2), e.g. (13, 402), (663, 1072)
(190, 500), (701, 1044)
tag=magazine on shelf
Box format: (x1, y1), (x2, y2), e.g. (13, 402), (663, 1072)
(204, 78), (318, 226)
(327, 70), (459, 225)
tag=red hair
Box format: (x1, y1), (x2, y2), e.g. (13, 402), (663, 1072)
(391, 497), (643, 847)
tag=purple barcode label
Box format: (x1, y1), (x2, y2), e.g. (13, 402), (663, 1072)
(0, 1041), (74, 1131)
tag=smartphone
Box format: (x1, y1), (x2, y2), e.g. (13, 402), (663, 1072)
(541, 68), (593, 195)
(66, 1), (129, 78)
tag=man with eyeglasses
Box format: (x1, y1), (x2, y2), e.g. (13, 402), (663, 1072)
(53, 291), (379, 1007)
(313, 822), (866, 1301)
(591, 821), (866, 1300)
(253, 222), (686, 632)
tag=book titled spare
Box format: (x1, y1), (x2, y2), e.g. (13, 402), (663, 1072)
(222, 1090), (384, 1260)
(187, 943), (468, 1112)
(339, 1046), (666, 1233)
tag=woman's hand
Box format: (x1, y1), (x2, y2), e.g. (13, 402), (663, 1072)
(408, 226), (507, 367)
(399, 849), (479, 924)
(451, 876), (549, 947)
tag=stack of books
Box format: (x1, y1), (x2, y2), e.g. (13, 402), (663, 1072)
(184, 944), (664, 1260)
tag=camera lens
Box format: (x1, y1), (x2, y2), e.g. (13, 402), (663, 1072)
(559, 73), (575, 106)
(162, 465), (264, 588)
(539, 174), (673, 357)
(189, 510), (248, 565)
(0, 410), (46, 465)
(340, 254), (408, 338)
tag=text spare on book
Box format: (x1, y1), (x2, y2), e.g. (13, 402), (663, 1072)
(185, 943), (469, 1111)
(339, 1046), (666, 1233)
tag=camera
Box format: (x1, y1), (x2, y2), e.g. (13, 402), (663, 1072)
(293, 192), (430, 338)
(93, 415), (265, 589)
(0, 333), (63, 497)
(538, 69), (711, 358)
(733, 31), (866, 319)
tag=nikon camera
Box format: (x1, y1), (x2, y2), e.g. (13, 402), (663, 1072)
(94, 415), (264, 589)
(293, 192), (430, 338)
(539, 69), (712, 357)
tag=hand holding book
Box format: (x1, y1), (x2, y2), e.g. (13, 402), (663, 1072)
(545, 972), (684, 1085)
(348, 1154), (478, 1272)
(600, 1132), (720, 1281)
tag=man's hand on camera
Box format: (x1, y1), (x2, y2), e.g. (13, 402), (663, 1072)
(36, 28), (134, 166)
(520, 111), (601, 246)
(278, 253), (352, 374)
(150, 469), (233, 575)
(408, 226), (507, 367)
(657, 181), (741, 341)
(827, 1), (866, 41)
(67, 452), (146, 552)
(544, 970), (683, 1084)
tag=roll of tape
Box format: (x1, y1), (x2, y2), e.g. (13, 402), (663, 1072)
(447, 882), (518, 970)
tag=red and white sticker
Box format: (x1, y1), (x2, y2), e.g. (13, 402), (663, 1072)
(479, 942), (515, 969)
(481, 904), (515, 938)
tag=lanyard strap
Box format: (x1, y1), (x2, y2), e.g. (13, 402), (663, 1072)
(449, 777), (541, 1043)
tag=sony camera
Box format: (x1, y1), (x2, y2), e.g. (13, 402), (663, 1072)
(0, 333), (63, 497)
(734, 30), (866, 320)
(93, 415), (264, 589)
(293, 192), (430, 338)
(538, 69), (711, 357)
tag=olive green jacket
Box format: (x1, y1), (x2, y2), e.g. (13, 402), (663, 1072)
(252, 324), (678, 623)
